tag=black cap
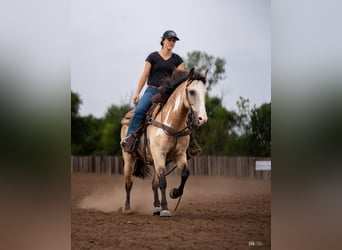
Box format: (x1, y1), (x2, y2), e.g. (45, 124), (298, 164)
(162, 30), (180, 41)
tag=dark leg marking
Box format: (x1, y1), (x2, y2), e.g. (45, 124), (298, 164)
(170, 166), (189, 199)
(125, 181), (133, 211)
(159, 171), (168, 211)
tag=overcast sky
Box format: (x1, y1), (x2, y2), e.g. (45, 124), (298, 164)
(71, 0), (270, 118)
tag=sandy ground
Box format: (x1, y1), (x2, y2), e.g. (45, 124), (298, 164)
(71, 173), (271, 250)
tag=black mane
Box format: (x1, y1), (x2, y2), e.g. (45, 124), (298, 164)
(152, 69), (206, 104)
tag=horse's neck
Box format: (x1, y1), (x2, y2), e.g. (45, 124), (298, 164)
(158, 82), (189, 130)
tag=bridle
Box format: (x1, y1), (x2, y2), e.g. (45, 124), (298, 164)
(185, 79), (198, 128)
(147, 79), (200, 138)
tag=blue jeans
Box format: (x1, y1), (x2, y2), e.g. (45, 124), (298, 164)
(126, 87), (159, 136)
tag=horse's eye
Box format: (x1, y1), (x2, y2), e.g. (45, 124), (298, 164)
(189, 90), (196, 96)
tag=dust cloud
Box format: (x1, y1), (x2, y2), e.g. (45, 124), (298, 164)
(76, 174), (270, 215)
(78, 176), (178, 215)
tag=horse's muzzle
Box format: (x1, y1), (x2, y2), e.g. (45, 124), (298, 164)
(197, 115), (208, 126)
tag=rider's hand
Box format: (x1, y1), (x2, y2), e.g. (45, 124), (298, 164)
(133, 93), (140, 105)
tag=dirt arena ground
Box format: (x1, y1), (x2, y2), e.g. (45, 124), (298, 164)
(71, 173), (271, 250)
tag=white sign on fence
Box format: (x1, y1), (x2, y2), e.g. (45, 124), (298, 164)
(255, 161), (271, 171)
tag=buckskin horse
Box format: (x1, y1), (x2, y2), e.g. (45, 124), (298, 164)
(120, 68), (208, 217)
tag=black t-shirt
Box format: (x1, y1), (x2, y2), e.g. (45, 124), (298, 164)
(146, 51), (183, 86)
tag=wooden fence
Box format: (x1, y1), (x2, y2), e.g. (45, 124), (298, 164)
(71, 156), (271, 180)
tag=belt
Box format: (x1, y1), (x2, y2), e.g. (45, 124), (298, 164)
(148, 85), (159, 89)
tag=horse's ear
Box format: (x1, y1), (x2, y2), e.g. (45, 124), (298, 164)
(188, 68), (195, 80)
(204, 69), (209, 78)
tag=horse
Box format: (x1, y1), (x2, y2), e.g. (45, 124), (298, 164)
(120, 68), (208, 217)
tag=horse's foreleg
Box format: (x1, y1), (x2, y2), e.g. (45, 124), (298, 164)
(123, 155), (134, 213)
(170, 165), (189, 199)
(152, 173), (161, 215)
(158, 170), (171, 217)
(125, 179), (132, 212)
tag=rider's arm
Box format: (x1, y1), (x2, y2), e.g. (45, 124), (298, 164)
(176, 62), (185, 71)
(133, 61), (152, 104)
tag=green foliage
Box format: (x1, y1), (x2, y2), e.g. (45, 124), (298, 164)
(249, 103), (271, 156)
(71, 91), (82, 117)
(196, 97), (237, 155)
(195, 97), (271, 156)
(104, 104), (132, 123)
(71, 91), (83, 153)
(97, 104), (132, 155)
(184, 51), (226, 91)
(71, 89), (132, 155)
(98, 122), (120, 155)
(236, 96), (250, 133)
(71, 115), (103, 155)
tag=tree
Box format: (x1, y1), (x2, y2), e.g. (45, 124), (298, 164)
(71, 90), (105, 155)
(184, 51), (226, 91)
(71, 91), (83, 153)
(97, 104), (132, 155)
(196, 97), (237, 155)
(98, 122), (120, 155)
(71, 115), (104, 155)
(249, 103), (271, 156)
(104, 104), (132, 124)
(235, 96), (251, 135)
(71, 91), (82, 117)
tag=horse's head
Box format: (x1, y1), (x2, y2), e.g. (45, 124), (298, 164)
(185, 68), (208, 126)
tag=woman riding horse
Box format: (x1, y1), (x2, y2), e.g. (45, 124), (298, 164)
(121, 69), (208, 217)
(121, 30), (201, 156)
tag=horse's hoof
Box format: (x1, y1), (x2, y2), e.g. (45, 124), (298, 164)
(124, 206), (132, 214)
(153, 206), (161, 216)
(169, 188), (179, 199)
(124, 209), (132, 214)
(160, 210), (171, 217)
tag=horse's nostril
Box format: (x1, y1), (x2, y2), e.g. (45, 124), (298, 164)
(198, 116), (208, 125)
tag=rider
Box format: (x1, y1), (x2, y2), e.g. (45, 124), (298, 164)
(121, 30), (202, 157)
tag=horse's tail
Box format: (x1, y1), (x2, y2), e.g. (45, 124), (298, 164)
(133, 159), (152, 179)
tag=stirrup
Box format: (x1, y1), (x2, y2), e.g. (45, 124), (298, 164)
(187, 136), (202, 159)
(187, 147), (202, 159)
(121, 134), (137, 153)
